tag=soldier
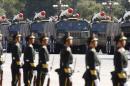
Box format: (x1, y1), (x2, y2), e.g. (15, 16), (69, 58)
(11, 33), (22, 86)
(0, 33), (4, 86)
(37, 34), (50, 86)
(83, 34), (101, 86)
(111, 33), (128, 86)
(56, 33), (73, 86)
(23, 34), (36, 86)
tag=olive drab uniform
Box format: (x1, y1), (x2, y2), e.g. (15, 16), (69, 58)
(111, 48), (128, 86)
(0, 41), (4, 85)
(37, 45), (50, 86)
(23, 44), (35, 86)
(11, 42), (22, 86)
(111, 33), (128, 86)
(83, 48), (101, 86)
(56, 45), (73, 86)
(11, 33), (22, 86)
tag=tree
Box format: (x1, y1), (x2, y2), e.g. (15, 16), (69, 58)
(0, 8), (6, 15)
(0, 0), (25, 18)
(77, 0), (125, 20)
(77, 0), (103, 20)
(24, 0), (57, 19)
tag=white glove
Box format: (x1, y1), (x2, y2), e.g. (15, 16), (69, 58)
(69, 64), (73, 69)
(124, 82), (128, 86)
(94, 79), (101, 86)
(33, 70), (37, 76)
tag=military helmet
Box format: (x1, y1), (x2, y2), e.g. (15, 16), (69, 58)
(114, 32), (127, 42)
(87, 33), (98, 45)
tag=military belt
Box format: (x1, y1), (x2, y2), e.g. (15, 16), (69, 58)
(118, 72), (127, 79)
(42, 64), (48, 68)
(64, 67), (72, 73)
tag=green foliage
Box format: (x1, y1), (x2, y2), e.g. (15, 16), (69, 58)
(0, 8), (6, 16)
(24, 0), (57, 19)
(0, 0), (25, 18)
(77, 0), (127, 20)
(77, 0), (103, 20)
(0, 0), (129, 20)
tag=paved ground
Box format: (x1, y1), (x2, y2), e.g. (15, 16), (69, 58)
(2, 53), (130, 86)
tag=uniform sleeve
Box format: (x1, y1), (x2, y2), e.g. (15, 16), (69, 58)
(67, 51), (73, 64)
(28, 47), (34, 63)
(39, 48), (46, 63)
(12, 45), (20, 61)
(114, 52), (123, 72)
(60, 50), (64, 68)
(88, 51), (95, 69)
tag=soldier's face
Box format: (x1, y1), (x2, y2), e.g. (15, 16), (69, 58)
(29, 38), (35, 44)
(117, 40), (126, 48)
(16, 36), (21, 42)
(68, 39), (73, 46)
(90, 40), (98, 48)
(42, 39), (49, 45)
(121, 40), (126, 47)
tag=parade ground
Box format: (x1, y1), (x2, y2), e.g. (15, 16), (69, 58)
(2, 53), (130, 86)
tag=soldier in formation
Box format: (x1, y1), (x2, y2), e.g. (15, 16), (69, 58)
(111, 32), (128, 86)
(37, 34), (50, 86)
(11, 33), (22, 86)
(83, 34), (101, 86)
(23, 34), (36, 86)
(56, 33), (74, 86)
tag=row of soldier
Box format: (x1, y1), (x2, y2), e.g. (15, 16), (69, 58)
(0, 32), (129, 86)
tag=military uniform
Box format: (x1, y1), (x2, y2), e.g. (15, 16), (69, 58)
(111, 34), (128, 86)
(23, 35), (36, 86)
(11, 34), (22, 86)
(56, 34), (73, 86)
(83, 35), (101, 86)
(37, 35), (50, 86)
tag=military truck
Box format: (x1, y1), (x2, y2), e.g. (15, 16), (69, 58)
(30, 20), (56, 51)
(55, 18), (90, 53)
(8, 21), (30, 52)
(0, 22), (10, 51)
(91, 22), (120, 54)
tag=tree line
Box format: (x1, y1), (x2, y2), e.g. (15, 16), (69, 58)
(0, 0), (129, 20)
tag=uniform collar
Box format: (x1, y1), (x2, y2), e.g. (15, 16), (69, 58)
(15, 42), (20, 46)
(42, 45), (47, 49)
(67, 46), (71, 52)
(91, 48), (96, 52)
(118, 47), (125, 52)
(29, 44), (33, 47)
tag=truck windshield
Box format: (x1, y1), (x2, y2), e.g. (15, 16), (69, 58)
(56, 20), (89, 31)
(92, 23), (107, 32)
